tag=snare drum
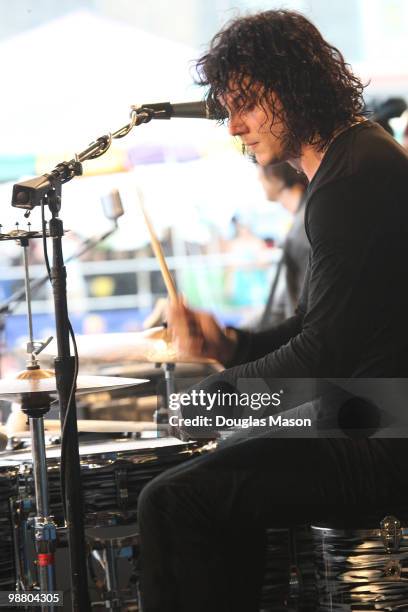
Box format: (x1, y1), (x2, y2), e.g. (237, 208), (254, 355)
(0, 461), (19, 589)
(14, 437), (207, 526)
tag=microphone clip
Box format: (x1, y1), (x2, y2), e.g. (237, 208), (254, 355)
(132, 106), (165, 123)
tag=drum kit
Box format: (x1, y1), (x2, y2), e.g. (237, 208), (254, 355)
(0, 223), (217, 610)
(0, 437), (210, 609)
(0, 385), (214, 609)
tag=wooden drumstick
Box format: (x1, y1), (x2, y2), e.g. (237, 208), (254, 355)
(139, 200), (178, 303)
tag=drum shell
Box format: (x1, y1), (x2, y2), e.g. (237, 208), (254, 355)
(16, 438), (208, 526)
(0, 462), (19, 589)
(312, 524), (408, 611)
(2, 439), (212, 607)
(261, 525), (317, 612)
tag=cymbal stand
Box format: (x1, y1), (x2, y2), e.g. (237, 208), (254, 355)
(153, 363), (177, 437)
(10, 107), (155, 611)
(20, 237), (53, 368)
(151, 363), (176, 428)
(18, 235), (57, 608)
(160, 362), (176, 425)
(21, 392), (57, 607)
(0, 214), (123, 333)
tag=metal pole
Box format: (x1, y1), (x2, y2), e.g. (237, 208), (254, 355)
(29, 416), (57, 609)
(22, 245), (34, 348)
(49, 213), (90, 611)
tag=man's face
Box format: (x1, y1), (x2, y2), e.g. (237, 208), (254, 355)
(222, 86), (289, 166)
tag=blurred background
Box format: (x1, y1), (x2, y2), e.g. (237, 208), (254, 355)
(1, 0), (408, 377)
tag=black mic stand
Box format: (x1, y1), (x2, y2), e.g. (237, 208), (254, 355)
(9, 109), (149, 609)
(44, 185), (90, 611)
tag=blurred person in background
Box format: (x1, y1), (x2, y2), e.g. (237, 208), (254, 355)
(370, 97), (407, 136)
(257, 162), (309, 327)
(225, 215), (269, 308)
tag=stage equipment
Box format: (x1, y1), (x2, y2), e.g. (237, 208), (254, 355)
(9, 103), (209, 608)
(9, 106), (141, 610)
(4, 438), (211, 609)
(0, 225), (144, 608)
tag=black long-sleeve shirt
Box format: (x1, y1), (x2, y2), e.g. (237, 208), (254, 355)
(223, 121), (408, 381)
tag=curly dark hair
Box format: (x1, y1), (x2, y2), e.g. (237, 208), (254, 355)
(196, 10), (366, 155)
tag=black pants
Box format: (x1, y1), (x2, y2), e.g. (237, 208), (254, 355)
(138, 436), (408, 612)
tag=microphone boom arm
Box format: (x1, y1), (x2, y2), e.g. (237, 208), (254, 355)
(11, 101), (214, 216)
(12, 107), (151, 210)
(11, 100), (209, 210)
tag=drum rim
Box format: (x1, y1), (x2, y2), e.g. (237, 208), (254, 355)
(1, 437), (201, 463)
(311, 524), (408, 538)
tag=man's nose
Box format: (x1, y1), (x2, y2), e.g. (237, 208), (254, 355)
(228, 112), (248, 136)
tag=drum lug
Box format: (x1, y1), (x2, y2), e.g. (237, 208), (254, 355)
(383, 558), (402, 581)
(380, 515), (403, 582)
(380, 515), (402, 553)
(115, 468), (129, 511)
(288, 564), (302, 599)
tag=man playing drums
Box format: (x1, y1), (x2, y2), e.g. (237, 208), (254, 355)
(138, 10), (408, 612)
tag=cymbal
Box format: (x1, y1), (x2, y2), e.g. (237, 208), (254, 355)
(0, 419), (159, 438)
(37, 326), (216, 365)
(99, 362), (219, 378)
(0, 374), (148, 401)
(0, 228), (67, 241)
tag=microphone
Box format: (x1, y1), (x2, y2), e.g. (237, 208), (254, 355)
(132, 101), (216, 120)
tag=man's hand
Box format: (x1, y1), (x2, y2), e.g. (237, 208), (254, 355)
(166, 299), (237, 364)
